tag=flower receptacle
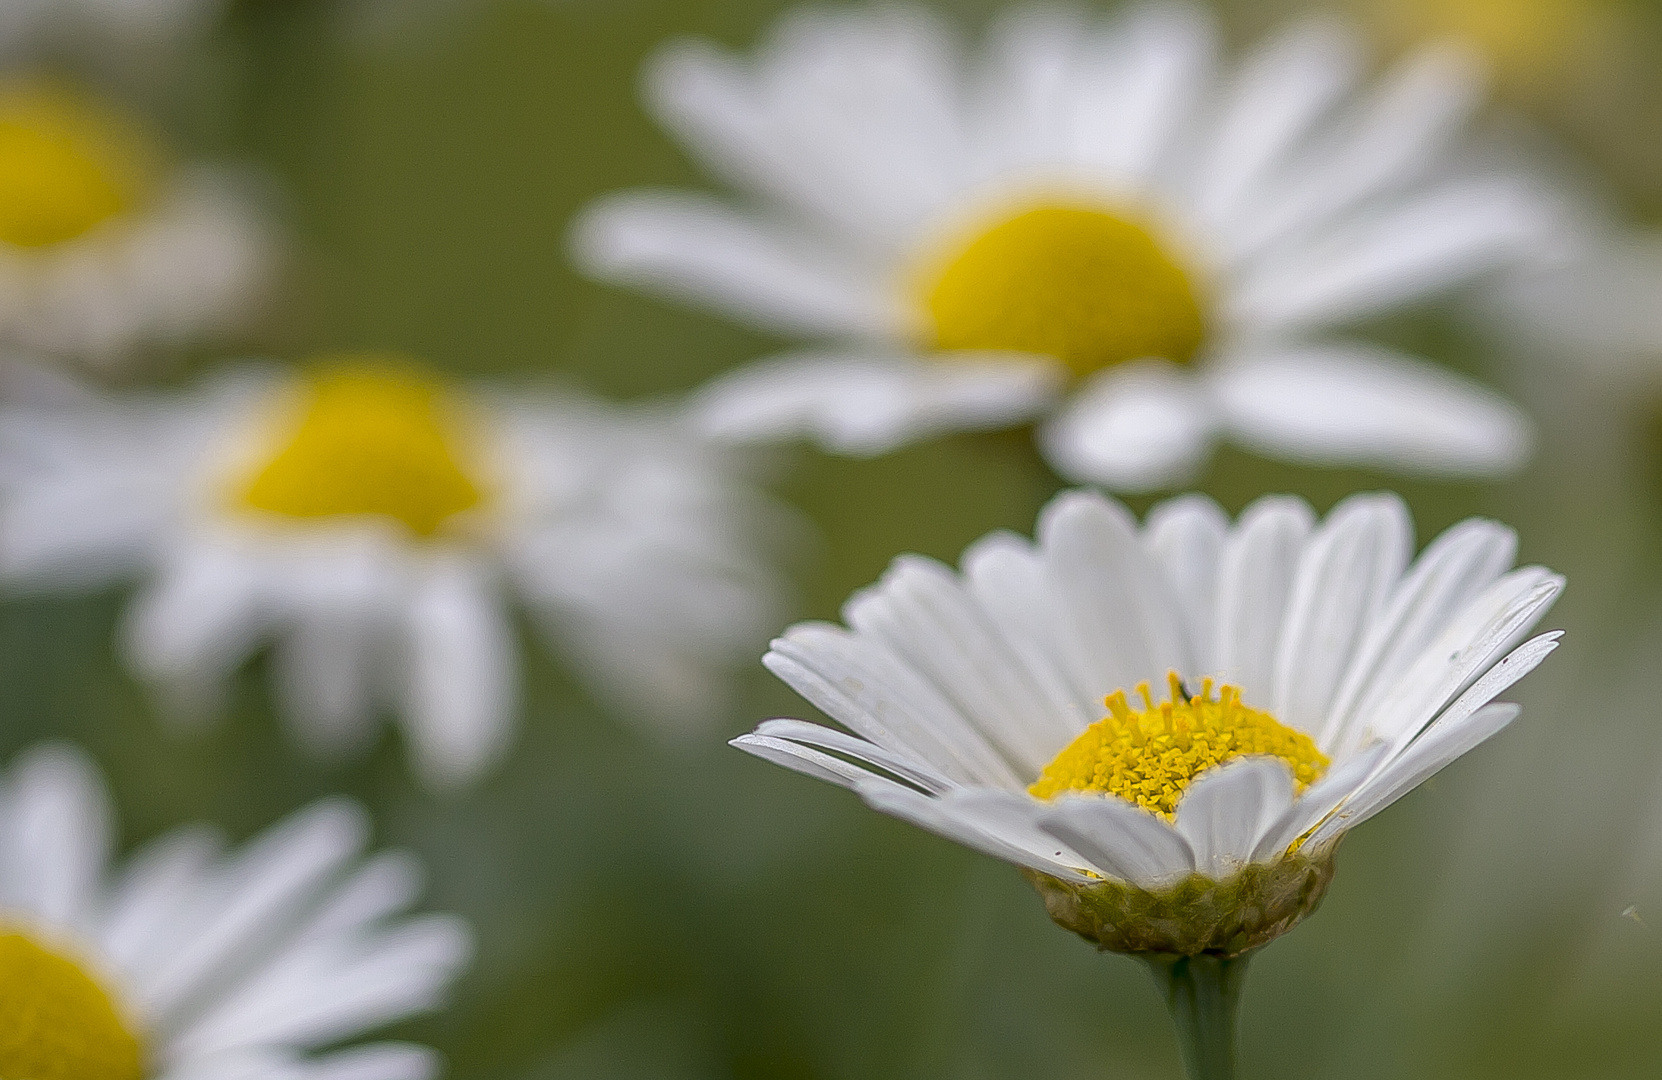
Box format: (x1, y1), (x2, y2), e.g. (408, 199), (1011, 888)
(1021, 845), (1338, 958)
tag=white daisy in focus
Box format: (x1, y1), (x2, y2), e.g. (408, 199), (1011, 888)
(0, 77), (272, 375)
(733, 488), (1562, 956)
(0, 356), (788, 788)
(573, 3), (1554, 491)
(0, 742), (471, 1080)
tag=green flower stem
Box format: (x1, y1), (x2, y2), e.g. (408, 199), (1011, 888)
(1141, 953), (1253, 1080)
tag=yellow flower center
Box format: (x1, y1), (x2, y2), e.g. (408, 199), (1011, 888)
(918, 202), (1207, 379)
(0, 928), (144, 1080)
(1030, 673), (1328, 819)
(239, 358), (486, 538)
(0, 80), (157, 249)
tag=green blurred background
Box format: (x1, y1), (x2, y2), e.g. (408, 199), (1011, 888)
(7, 0), (1662, 1076)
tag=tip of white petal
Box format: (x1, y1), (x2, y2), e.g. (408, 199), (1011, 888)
(10, 741), (105, 794)
(1039, 363), (1216, 492)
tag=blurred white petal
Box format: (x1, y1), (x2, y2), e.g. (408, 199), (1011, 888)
(0, 749), (470, 1076)
(399, 558), (517, 791)
(688, 349), (1061, 455)
(1038, 360), (1216, 491)
(1209, 344), (1533, 475)
(570, 191), (900, 337)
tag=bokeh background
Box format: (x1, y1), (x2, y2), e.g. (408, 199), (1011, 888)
(7, 0), (1662, 1076)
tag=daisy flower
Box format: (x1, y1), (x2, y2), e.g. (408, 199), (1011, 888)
(733, 489), (1561, 1073)
(0, 742), (471, 1080)
(573, 3), (1553, 491)
(0, 0), (229, 55)
(0, 356), (788, 788)
(0, 77), (273, 374)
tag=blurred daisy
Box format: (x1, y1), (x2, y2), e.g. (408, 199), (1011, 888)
(0, 77), (272, 374)
(574, 4), (1551, 490)
(0, 742), (471, 1080)
(1486, 232), (1662, 388)
(0, 0), (229, 55)
(0, 356), (788, 788)
(735, 489), (1562, 956)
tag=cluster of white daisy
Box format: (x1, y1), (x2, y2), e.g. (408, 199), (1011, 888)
(3, 0), (1639, 1077)
(572, 4), (1587, 1075)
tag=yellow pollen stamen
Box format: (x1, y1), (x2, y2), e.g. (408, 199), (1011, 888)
(239, 357), (485, 538)
(917, 202), (1206, 378)
(0, 928), (144, 1080)
(1029, 672), (1329, 819)
(0, 80), (158, 249)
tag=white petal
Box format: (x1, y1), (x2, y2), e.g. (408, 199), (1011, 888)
(960, 529), (1102, 731)
(1359, 576), (1562, 753)
(1231, 176), (1561, 331)
(764, 624), (1023, 788)
(733, 732), (900, 792)
(1310, 703), (1521, 846)
(843, 555), (1078, 774)
(120, 542), (269, 718)
(687, 349), (1061, 455)
(1190, 15), (1359, 233)
(1039, 360), (1217, 492)
(856, 779), (1091, 882)
(1173, 757), (1295, 878)
(1320, 517), (1518, 756)
(1036, 489), (1193, 694)
(0, 744), (109, 932)
(270, 616), (380, 760)
(1038, 794), (1196, 888)
(1224, 42), (1485, 261)
(399, 560), (518, 791)
(153, 1047), (300, 1080)
(1272, 492), (1412, 738)
(1210, 344), (1533, 476)
(286, 851), (426, 947)
(300, 1045), (439, 1080)
(140, 799), (369, 1028)
(102, 826), (223, 979)
(1143, 493), (1228, 670)
(644, 11), (969, 237)
(1066, 2), (1218, 187)
(0, 469), (162, 586)
(569, 191), (899, 337)
(1249, 743), (1388, 861)
(1210, 495), (1315, 706)
(170, 914), (472, 1056)
(972, 5), (1094, 171)
(941, 787), (1101, 878)
(741, 720), (955, 794)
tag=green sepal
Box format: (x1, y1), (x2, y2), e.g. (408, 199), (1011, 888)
(1021, 845), (1337, 958)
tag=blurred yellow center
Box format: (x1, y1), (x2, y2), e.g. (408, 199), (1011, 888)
(1029, 674), (1328, 819)
(240, 360), (484, 537)
(919, 203), (1206, 378)
(0, 81), (156, 248)
(0, 928), (144, 1080)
